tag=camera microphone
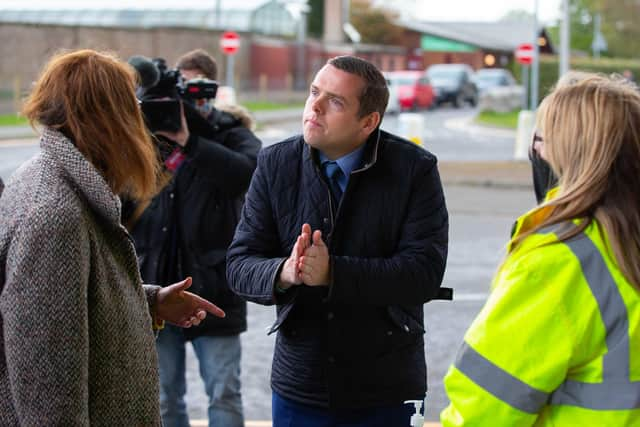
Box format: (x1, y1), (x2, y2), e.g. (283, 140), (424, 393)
(127, 55), (160, 91)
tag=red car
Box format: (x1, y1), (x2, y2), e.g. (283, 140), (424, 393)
(384, 70), (436, 112)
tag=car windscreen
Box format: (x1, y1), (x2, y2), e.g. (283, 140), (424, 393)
(476, 74), (505, 85)
(388, 77), (418, 86)
(427, 69), (463, 82)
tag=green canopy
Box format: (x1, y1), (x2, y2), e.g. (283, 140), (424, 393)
(421, 35), (477, 53)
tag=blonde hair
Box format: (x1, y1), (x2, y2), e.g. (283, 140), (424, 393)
(554, 70), (593, 88)
(521, 74), (640, 288)
(22, 49), (159, 199)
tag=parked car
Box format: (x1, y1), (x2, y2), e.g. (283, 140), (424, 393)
(385, 74), (401, 114)
(426, 64), (478, 108)
(384, 70), (435, 112)
(473, 68), (517, 95)
(474, 67), (524, 113)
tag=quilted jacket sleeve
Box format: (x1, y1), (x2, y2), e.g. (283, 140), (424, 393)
(226, 149), (286, 305)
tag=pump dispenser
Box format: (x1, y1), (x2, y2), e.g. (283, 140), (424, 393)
(403, 399), (424, 427)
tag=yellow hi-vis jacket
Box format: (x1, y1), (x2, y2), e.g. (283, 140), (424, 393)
(441, 204), (640, 426)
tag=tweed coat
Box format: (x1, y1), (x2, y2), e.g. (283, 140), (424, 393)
(0, 129), (162, 425)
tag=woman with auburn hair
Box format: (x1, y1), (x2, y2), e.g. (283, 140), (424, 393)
(441, 74), (640, 426)
(0, 49), (225, 425)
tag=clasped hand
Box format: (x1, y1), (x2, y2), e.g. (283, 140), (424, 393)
(278, 223), (330, 290)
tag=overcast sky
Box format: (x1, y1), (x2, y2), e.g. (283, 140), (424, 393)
(0, 0), (563, 24)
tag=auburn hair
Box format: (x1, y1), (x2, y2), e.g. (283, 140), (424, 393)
(22, 49), (158, 199)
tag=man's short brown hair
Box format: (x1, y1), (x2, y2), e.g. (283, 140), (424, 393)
(176, 49), (218, 80)
(327, 56), (389, 119)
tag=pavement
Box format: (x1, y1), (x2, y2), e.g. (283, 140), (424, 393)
(439, 160), (531, 189)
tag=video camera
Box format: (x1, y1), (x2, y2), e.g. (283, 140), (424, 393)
(128, 56), (219, 133)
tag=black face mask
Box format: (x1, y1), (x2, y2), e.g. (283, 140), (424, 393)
(529, 143), (557, 204)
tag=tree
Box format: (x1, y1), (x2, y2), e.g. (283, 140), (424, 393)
(548, 0), (640, 58)
(547, 0), (599, 55)
(598, 0), (640, 58)
(350, 1), (405, 45)
(569, 0), (600, 54)
(307, 0), (324, 39)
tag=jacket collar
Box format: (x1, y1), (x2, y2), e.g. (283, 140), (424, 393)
(304, 126), (382, 173)
(40, 127), (122, 227)
(508, 186), (560, 251)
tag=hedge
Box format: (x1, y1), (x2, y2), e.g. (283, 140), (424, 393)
(510, 56), (640, 105)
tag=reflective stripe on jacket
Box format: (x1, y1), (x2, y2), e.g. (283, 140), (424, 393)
(441, 205), (640, 426)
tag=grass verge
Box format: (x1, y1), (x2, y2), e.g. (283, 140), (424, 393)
(242, 101), (305, 111)
(475, 110), (520, 129)
(0, 114), (28, 126)
(0, 101), (303, 127)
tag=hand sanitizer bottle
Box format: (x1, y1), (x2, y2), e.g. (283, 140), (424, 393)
(423, 392), (428, 420)
(403, 399), (424, 427)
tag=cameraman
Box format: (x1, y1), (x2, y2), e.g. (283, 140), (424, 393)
(127, 50), (261, 427)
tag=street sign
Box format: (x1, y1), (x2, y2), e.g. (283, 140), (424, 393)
(515, 43), (534, 66)
(220, 31), (240, 55)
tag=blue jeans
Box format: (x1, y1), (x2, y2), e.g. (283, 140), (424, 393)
(156, 324), (244, 427)
(272, 391), (415, 427)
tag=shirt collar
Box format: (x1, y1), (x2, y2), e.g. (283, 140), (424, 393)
(318, 143), (366, 177)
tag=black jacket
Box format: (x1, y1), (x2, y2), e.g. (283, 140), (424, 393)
(130, 109), (261, 339)
(226, 129), (449, 409)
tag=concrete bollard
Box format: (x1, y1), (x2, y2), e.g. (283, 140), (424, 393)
(397, 113), (425, 147)
(214, 85), (237, 107)
(514, 110), (535, 160)
(259, 74), (268, 102)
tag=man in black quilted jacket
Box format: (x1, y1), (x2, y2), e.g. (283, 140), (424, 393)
(227, 56), (449, 426)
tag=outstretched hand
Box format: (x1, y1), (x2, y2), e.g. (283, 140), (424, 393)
(156, 277), (225, 328)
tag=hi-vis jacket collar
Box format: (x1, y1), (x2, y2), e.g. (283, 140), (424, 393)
(508, 186), (560, 252)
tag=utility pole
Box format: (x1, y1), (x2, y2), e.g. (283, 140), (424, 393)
(530, 0), (540, 110)
(295, 3), (310, 90)
(215, 0), (221, 29)
(592, 14), (608, 59)
(342, 0), (349, 29)
(559, 0), (570, 76)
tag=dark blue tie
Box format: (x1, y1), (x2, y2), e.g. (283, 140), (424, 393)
(323, 161), (344, 202)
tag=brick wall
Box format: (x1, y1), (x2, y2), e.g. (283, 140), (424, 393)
(0, 22), (408, 113)
(423, 51), (485, 70)
(0, 23), (251, 93)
